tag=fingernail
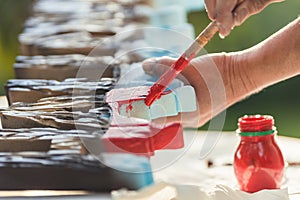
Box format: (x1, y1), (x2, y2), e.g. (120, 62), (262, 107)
(143, 58), (157, 74)
(219, 33), (225, 39)
(216, 22), (226, 39)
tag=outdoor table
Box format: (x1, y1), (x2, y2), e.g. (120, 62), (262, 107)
(0, 96), (299, 199)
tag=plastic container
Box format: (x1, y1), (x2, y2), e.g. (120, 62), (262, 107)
(146, 3), (195, 57)
(152, 0), (184, 9)
(234, 115), (285, 193)
(150, 5), (187, 27)
(144, 23), (195, 57)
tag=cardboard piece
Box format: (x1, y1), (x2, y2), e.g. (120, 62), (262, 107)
(5, 78), (116, 104)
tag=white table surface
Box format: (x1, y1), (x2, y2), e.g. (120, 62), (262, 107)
(0, 96), (299, 199)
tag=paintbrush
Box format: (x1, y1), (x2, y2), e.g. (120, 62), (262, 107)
(144, 20), (219, 106)
(106, 21), (218, 120)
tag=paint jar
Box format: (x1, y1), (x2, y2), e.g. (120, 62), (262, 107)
(234, 115), (285, 193)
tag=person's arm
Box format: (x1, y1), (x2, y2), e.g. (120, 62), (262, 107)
(143, 17), (300, 127)
(229, 17), (300, 104)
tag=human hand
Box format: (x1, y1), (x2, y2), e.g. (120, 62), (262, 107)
(142, 53), (252, 127)
(204, 0), (284, 38)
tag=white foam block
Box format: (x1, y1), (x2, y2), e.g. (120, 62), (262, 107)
(120, 100), (151, 120)
(174, 85), (197, 112)
(117, 85), (197, 120)
(119, 92), (177, 120)
(150, 91), (177, 119)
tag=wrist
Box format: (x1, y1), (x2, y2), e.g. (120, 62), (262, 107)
(220, 51), (260, 106)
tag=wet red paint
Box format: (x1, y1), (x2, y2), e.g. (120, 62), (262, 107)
(126, 100), (134, 112)
(234, 115), (285, 193)
(145, 53), (194, 106)
(104, 86), (185, 157)
(115, 97), (144, 113)
(102, 123), (184, 156)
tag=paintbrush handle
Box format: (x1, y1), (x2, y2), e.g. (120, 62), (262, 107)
(185, 20), (219, 59)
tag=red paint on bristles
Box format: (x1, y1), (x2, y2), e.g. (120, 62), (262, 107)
(145, 53), (194, 106)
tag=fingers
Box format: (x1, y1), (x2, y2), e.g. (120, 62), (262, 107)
(152, 109), (215, 128)
(204, 0), (283, 38)
(204, 0), (216, 20)
(143, 57), (192, 84)
(233, 0), (284, 26)
(152, 112), (202, 128)
(142, 54), (229, 128)
(215, 0), (238, 37)
(143, 57), (175, 76)
(204, 0), (238, 37)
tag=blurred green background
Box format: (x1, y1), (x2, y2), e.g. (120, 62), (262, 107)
(0, 0), (32, 94)
(0, 0), (299, 138)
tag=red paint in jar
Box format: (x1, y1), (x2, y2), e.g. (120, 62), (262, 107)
(234, 115), (285, 193)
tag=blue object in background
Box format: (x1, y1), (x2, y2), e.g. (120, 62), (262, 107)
(152, 0), (205, 12)
(184, 0), (205, 12)
(151, 5), (187, 26)
(101, 153), (154, 189)
(147, 1), (196, 57)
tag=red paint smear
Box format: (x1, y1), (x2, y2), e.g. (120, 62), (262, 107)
(126, 100), (133, 113)
(145, 53), (194, 106)
(102, 123), (183, 156)
(116, 97), (144, 113)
